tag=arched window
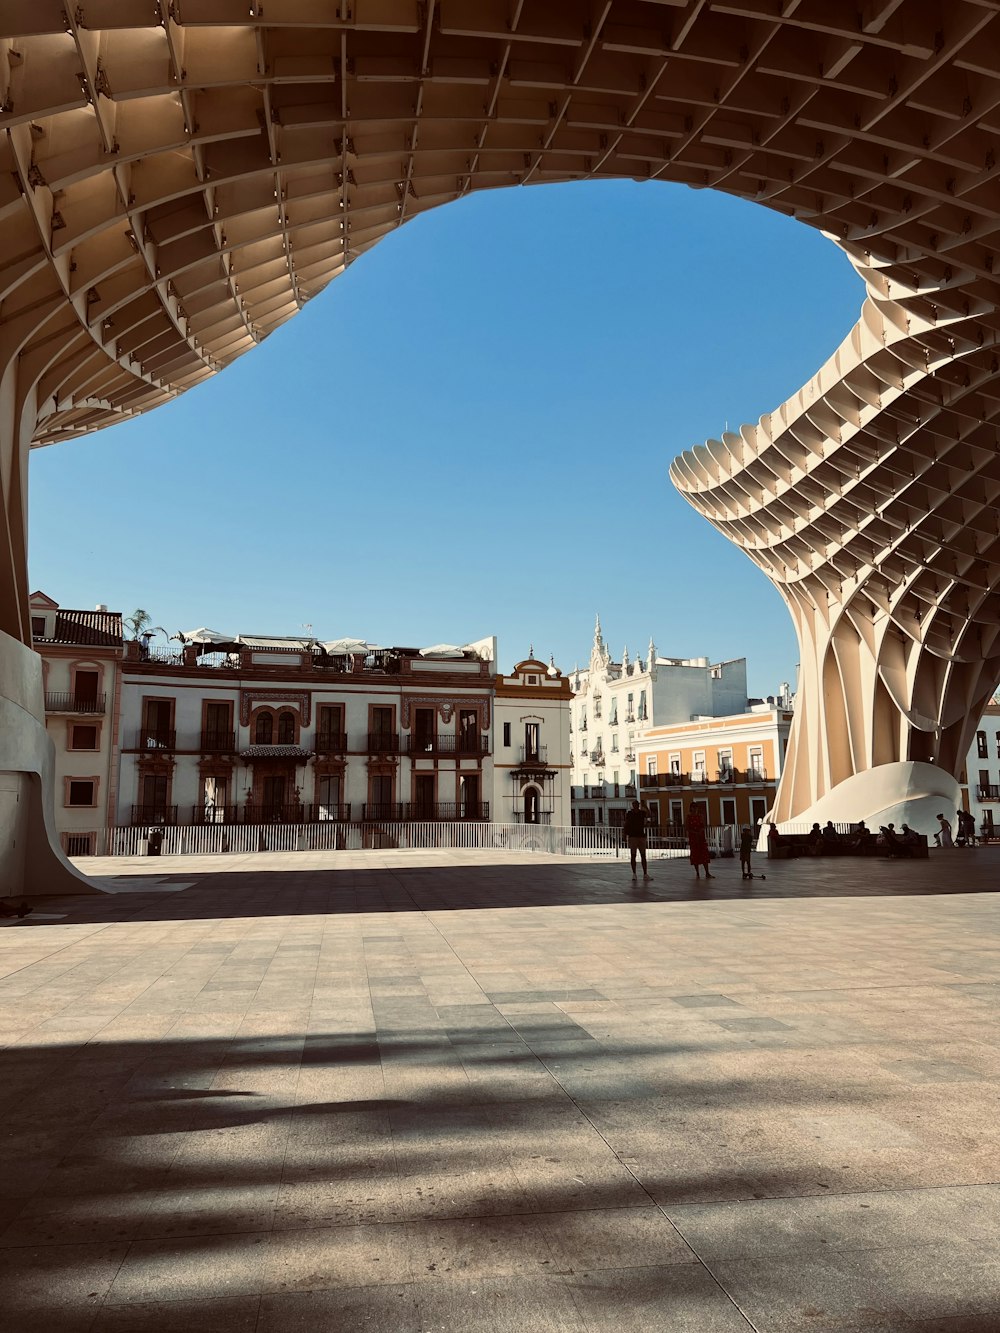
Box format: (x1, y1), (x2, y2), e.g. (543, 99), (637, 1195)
(255, 713), (273, 744)
(277, 711), (295, 743)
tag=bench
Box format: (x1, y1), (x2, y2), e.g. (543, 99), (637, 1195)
(768, 829), (929, 859)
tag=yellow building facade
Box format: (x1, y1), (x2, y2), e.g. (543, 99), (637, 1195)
(635, 709), (793, 832)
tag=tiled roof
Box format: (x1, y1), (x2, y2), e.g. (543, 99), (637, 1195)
(239, 745), (312, 760)
(37, 609), (122, 648)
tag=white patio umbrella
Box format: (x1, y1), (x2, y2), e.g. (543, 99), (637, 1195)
(179, 627), (235, 644)
(321, 637), (368, 653)
(418, 644), (465, 658)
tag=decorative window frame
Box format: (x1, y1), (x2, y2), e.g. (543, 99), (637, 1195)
(64, 775), (99, 808)
(68, 720), (103, 751)
(240, 690), (311, 726)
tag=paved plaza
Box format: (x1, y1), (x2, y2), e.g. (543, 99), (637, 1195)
(1, 847), (999, 1332)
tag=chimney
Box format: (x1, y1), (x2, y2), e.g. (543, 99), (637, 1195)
(95, 603), (108, 612)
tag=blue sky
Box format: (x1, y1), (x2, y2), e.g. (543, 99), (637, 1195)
(29, 179), (865, 696)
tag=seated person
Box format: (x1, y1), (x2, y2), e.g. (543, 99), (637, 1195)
(807, 822), (824, 854)
(766, 821), (783, 855)
(850, 819), (873, 851)
(878, 822), (903, 856)
(899, 824), (921, 856)
(822, 820), (840, 849)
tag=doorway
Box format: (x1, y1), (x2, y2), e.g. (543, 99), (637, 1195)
(414, 773), (435, 820)
(523, 786), (539, 824)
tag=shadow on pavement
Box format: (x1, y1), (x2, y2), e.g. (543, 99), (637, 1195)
(19, 849), (999, 927)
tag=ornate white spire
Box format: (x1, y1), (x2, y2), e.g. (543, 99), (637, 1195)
(622, 643), (629, 668)
(590, 613), (610, 674)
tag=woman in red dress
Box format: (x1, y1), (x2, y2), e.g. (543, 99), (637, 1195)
(687, 805), (714, 879)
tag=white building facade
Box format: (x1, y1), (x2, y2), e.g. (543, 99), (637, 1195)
(117, 636), (499, 828)
(962, 702), (1000, 839)
(30, 591), (123, 856)
(113, 633), (572, 833)
(570, 616), (749, 827)
(492, 656), (572, 826)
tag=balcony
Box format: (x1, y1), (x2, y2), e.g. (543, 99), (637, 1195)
(200, 730), (235, 753)
(243, 804), (305, 824)
(131, 805), (178, 825)
(590, 750), (605, 765)
(518, 744), (548, 764)
(361, 802), (407, 820)
(638, 767), (770, 790)
(45, 691), (106, 714)
(365, 732), (400, 753)
(978, 785), (1000, 801)
(400, 801), (491, 821)
(315, 731), (348, 754)
(191, 805), (240, 824)
(405, 734), (490, 756)
(134, 728), (176, 751)
(191, 804), (352, 823)
(303, 803), (352, 822)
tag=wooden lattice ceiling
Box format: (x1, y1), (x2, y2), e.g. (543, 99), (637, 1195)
(5, 0), (1000, 812)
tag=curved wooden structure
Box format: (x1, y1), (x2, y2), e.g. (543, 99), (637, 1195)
(3, 1), (1000, 884)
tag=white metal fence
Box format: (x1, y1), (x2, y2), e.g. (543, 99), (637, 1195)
(89, 821), (749, 860)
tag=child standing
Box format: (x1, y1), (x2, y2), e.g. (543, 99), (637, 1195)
(739, 826), (754, 879)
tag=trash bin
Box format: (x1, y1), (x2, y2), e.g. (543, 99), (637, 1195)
(147, 828), (163, 856)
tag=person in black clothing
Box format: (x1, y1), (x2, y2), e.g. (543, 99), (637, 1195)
(739, 826), (754, 879)
(622, 800), (652, 882)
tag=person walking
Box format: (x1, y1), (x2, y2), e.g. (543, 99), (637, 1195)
(956, 808), (977, 847)
(934, 813), (954, 848)
(687, 804), (713, 880)
(622, 800), (653, 883)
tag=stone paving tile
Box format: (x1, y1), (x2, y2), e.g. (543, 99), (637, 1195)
(2, 850), (1000, 1329)
(91, 1295), (261, 1332)
(563, 1263), (757, 1332)
(257, 1284), (421, 1332)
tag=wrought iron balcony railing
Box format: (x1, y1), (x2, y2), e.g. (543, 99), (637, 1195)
(365, 732), (400, 753)
(305, 803), (352, 822)
(361, 802), (406, 820)
(200, 730), (235, 752)
(638, 767), (770, 790)
(243, 804), (305, 824)
(517, 744), (548, 764)
(191, 805), (240, 824)
(399, 801), (491, 821)
(131, 805), (178, 825)
(45, 691), (106, 714)
(977, 785), (1000, 801)
(315, 731), (348, 753)
(405, 734), (490, 755)
(134, 728), (176, 750)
